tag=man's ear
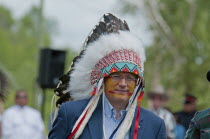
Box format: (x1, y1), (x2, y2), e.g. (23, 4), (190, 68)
(103, 76), (108, 83)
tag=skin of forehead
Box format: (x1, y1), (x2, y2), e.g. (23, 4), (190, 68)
(16, 91), (27, 97)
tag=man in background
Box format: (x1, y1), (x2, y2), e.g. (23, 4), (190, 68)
(2, 90), (44, 139)
(148, 85), (176, 139)
(175, 94), (197, 131)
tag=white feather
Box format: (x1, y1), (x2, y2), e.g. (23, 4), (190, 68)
(69, 31), (146, 100)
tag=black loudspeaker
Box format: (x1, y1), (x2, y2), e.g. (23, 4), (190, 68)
(38, 48), (66, 88)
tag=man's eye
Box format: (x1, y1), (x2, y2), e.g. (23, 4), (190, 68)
(126, 76), (135, 80)
(112, 75), (121, 78)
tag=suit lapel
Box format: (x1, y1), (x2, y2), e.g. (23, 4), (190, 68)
(130, 107), (145, 139)
(87, 97), (146, 139)
(87, 96), (103, 139)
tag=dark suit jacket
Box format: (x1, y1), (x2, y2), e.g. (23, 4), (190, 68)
(49, 97), (166, 139)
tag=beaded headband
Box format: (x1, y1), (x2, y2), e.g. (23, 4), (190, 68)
(90, 49), (143, 85)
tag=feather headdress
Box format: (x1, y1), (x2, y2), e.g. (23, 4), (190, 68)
(53, 13), (146, 139)
(0, 71), (9, 100)
(54, 13), (145, 102)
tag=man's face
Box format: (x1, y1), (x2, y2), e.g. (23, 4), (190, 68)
(148, 95), (163, 110)
(15, 91), (28, 107)
(183, 103), (196, 112)
(104, 72), (138, 105)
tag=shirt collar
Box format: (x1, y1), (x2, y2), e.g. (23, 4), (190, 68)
(15, 105), (27, 109)
(104, 93), (113, 118)
(103, 93), (128, 119)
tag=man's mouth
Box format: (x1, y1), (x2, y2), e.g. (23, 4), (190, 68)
(108, 90), (133, 96)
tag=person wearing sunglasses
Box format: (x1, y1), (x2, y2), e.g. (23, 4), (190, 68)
(2, 90), (44, 139)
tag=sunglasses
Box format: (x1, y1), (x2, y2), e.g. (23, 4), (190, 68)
(16, 96), (27, 99)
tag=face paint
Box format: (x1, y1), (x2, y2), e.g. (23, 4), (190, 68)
(104, 72), (138, 105)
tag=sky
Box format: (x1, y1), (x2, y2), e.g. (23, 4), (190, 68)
(0, 0), (153, 52)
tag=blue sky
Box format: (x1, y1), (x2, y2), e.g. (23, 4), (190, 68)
(0, 0), (153, 52)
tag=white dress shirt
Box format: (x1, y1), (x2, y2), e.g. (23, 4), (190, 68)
(103, 94), (130, 139)
(2, 105), (44, 139)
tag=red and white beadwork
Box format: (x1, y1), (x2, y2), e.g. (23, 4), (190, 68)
(94, 49), (141, 70)
(90, 49), (142, 85)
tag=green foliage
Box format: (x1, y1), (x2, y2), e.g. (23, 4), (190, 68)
(0, 5), (46, 106)
(121, 0), (210, 111)
(0, 6), (14, 29)
(0, 5), (78, 134)
(147, 0), (210, 111)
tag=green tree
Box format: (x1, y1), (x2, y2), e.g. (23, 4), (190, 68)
(120, 0), (210, 111)
(0, 5), (53, 108)
(0, 5), (78, 132)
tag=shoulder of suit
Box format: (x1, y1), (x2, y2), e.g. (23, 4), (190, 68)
(60, 98), (90, 114)
(141, 107), (164, 122)
(62, 98), (90, 107)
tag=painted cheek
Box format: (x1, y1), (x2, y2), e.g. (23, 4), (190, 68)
(128, 83), (136, 93)
(104, 78), (117, 93)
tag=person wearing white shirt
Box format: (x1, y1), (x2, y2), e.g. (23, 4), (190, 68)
(2, 90), (44, 139)
(148, 85), (176, 139)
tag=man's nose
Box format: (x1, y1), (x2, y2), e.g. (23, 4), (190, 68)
(118, 78), (127, 87)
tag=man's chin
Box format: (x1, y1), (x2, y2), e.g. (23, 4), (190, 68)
(112, 96), (130, 104)
(109, 91), (133, 96)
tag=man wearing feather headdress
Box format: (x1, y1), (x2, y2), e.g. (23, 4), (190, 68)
(49, 13), (166, 139)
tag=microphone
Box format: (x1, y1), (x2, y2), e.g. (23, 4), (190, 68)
(207, 71), (210, 82)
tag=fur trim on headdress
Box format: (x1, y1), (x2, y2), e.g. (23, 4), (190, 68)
(68, 31), (145, 100)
